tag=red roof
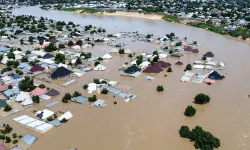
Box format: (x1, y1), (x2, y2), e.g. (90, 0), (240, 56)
(30, 65), (45, 72)
(30, 87), (48, 96)
(0, 84), (9, 92)
(143, 65), (163, 73)
(154, 61), (171, 68)
(175, 61), (183, 65)
(184, 46), (199, 53)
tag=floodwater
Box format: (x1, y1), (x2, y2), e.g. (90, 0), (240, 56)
(2, 6), (250, 150)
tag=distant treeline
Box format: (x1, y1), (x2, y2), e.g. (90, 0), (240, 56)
(31, 0), (79, 5)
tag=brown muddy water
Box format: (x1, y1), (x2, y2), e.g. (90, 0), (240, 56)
(2, 6), (250, 150)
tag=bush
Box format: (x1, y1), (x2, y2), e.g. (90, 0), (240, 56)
(184, 105), (196, 117)
(128, 53), (133, 57)
(179, 126), (190, 138)
(94, 61), (100, 66)
(179, 126), (221, 150)
(101, 88), (108, 94)
(98, 57), (103, 61)
(63, 93), (72, 100)
(18, 135), (22, 138)
(114, 101), (117, 105)
(194, 93), (210, 104)
(13, 139), (18, 144)
(83, 84), (88, 89)
(38, 84), (46, 89)
(32, 96), (40, 103)
(156, 85), (164, 92)
(8, 85), (13, 89)
(60, 118), (68, 123)
(5, 136), (11, 143)
(167, 67), (172, 72)
(185, 64), (192, 71)
(93, 78), (100, 84)
(119, 48), (125, 54)
(62, 98), (68, 103)
(202, 56), (206, 61)
(12, 133), (17, 138)
(4, 104), (12, 112)
(73, 91), (81, 97)
(47, 116), (54, 122)
(88, 95), (97, 102)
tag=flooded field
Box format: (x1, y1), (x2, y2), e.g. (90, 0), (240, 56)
(3, 6), (250, 150)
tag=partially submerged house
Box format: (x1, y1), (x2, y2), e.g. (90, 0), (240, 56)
(208, 71), (224, 80)
(51, 67), (73, 79)
(15, 91), (33, 106)
(124, 65), (140, 74)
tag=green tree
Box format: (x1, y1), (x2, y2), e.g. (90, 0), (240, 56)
(179, 126), (190, 138)
(12, 133), (17, 138)
(54, 53), (65, 64)
(76, 40), (83, 47)
(60, 118), (68, 123)
(73, 91), (81, 97)
(119, 48), (125, 54)
(5, 136), (11, 143)
(13, 139), (18, 144)
(83, 84), (88, 89)
(4, 104), (12, 112)
(94, 61), (100, 67)
(185, 64), (192, 71)
(88, 95), (97, 102)
(156, 85), (164, 92)
(18, 76), (34, 91)
(32, 96), (40, 103)
(68, 40), (74, 47)
(58, 43), (65, 49)
(101, 88), (108, 94)
(167, 67), (172, 72)
(184, 105), (196, 117)
(38, 84), (46, 89)
(194, 93), (210, 104)
(44, 43), (57, 52)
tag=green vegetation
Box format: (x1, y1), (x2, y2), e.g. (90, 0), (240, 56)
(88, 95), (97, 102)
(83, 84), (88, 89)
(136, 55), (143, 66)
(38, 84), (46, 89)
(73, 91), (81, 97)
(156, 85), (164, 92)
(60, 118), (68, 123)
(54, 53), (65, 64)
(162, 15), (183, 23)
(167, 67), (172, 72)
(187, 22), (225, 35)
(185, 64), (192, 71)
(101, 88), (108, 94)
(184, 105), (196, 117)
(13, 139), (18, 144)
(12, 133), (17, 138)
(0, 125), (12, 134)
(19, 76), (35, 92)
(62, 93), (72, 103)
(4, 104), (12, 112)
(194, 93), (210, 104)
(179, 126), (221, 150)
(44, 43), (57, 52)
(32, 96), (40, 103)
(119, 48), (125, 54)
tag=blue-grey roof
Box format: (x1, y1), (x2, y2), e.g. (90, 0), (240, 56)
(107, 87), (123, 95)
(0, 46), (11, 53)
(3, 87), (20, 98)
(45, 101), (59, 108)
(49, 119), (62, 127)
(18, 63), (30, 69)
(21, 134), (37, 145)
(71, 96), (88, 104)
